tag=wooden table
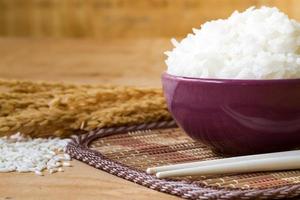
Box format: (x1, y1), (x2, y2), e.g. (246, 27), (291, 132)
(0, 37), (172, 87)
(0, 37), (180, 200)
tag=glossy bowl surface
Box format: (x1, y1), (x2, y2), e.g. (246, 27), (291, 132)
(162, 73), (300, 155)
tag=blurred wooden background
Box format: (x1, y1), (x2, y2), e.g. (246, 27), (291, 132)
(0, 0), (300, 86)
(0, 0), (299, 39)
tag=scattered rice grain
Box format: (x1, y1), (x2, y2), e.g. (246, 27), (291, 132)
(0, 133), (71, 175)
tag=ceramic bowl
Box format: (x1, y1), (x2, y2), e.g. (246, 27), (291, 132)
(162, 72), (300, 155)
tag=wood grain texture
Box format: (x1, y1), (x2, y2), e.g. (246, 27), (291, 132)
(0, 0), (300, 39)
(0, 37), (171, 87)
(0, 37), (179, 200)
(0, 160), (180, 200)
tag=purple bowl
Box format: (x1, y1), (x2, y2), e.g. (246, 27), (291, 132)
(162, 73), (300, 155)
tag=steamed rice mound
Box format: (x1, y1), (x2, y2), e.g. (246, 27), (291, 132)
(166, 6), (300, 79)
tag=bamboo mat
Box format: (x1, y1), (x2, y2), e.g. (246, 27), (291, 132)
(66, 121), (300, 200)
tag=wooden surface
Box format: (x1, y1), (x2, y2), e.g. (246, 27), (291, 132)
(0, 37), (171, 87)
(0, 160), (180, 200)
(0, 0), (299, 39)
(0, 37), (180, 200)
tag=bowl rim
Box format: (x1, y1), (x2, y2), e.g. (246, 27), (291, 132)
(162, 72), (300, 84)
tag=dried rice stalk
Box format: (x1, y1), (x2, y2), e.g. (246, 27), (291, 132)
(0, 79), (171, 138)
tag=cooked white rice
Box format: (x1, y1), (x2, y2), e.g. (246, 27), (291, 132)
(166, 6), (300, 79)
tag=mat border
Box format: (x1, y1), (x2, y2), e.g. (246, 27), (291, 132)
(66, 121), (300, 200)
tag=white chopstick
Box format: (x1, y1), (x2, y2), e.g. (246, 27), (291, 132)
(156, 155), (300, 178)
(146, 150), (300, 175)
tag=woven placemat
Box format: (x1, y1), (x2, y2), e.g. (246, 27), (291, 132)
(66, 121), (300, 200)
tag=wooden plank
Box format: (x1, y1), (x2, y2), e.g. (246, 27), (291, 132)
(0, 37), (171, 86)
(1, 0), (299, 38)
(0, 160), (180, 200)
(0, 0), (6, 35)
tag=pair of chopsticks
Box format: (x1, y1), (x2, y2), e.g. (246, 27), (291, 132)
(146, 150), (300, 178)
